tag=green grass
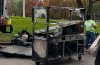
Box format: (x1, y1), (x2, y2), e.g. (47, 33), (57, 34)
(0, 16), (100, 42)
(0, 16), (62, 42)
(0, 16), (33, 42)
(95, 24), (100, 33)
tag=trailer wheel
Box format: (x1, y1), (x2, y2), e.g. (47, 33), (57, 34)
(44, 61), (50, 65)
(78, 54), (82, 61)
(35, 62), (40, 65)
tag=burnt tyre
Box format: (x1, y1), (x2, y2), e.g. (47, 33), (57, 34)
(78, 54), (82, 61)
(35, 62), (40, 65)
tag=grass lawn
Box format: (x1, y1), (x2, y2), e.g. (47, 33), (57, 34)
(0, 16), (33, 42)
(95, 24), (100, 33)
(0, 16), (62, 42)
(0, 16), (100, 42)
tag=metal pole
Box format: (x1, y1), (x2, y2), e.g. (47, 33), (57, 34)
(69, 9), (72, 21)
(62, 41), (65, 58)
(32, 7), (35, 60)
(45, 6), (50, 64)
(83, 9), (86, 21)
(80, 8), (86, 21)
(23, 0), (25, 17)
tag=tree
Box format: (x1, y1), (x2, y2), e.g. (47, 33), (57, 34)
(87, 0), (100, 15)
(7, 0), (23, 16)
(76, 0), (100, 15)
(76, 0), (83, 8)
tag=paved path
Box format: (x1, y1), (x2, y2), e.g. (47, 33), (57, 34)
(0, 53), (96, 65)
(0, 55), (35, 65)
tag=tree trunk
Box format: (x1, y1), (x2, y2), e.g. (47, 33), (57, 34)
(76, 0), (83, 8)
(87, 0), (93, 15)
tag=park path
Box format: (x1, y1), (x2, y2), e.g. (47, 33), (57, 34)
(0, 52), (95, 65)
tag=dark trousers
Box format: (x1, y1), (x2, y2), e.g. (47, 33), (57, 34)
(0, 25), (13, 33)
(85, 31), (95, 49)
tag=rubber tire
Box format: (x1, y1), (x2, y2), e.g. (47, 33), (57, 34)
(44, 61), (50, 65)
(35, 62), (40, 65)
(78, 54), (82, 61)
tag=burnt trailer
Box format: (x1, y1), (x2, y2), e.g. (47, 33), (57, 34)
(32, 6), (85, 65)
(0, 6), (85, 65)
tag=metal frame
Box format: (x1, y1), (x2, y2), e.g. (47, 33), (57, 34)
(32, 6), (85, 65)
(32, 7), (49, 63)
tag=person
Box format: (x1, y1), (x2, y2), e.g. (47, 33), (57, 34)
(4, 17), (11, 25)
(0, 16), (4, 24)
(0, 16), (6, 32)
(4, 17), (13, 33)
(84, 15), (97, 50)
